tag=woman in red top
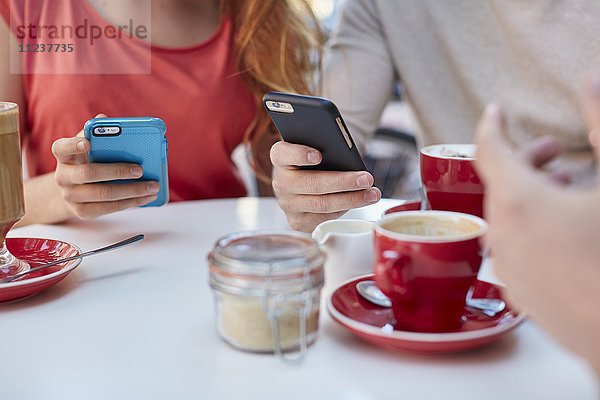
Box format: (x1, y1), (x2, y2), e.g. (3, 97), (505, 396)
(0, 0), (319, 224)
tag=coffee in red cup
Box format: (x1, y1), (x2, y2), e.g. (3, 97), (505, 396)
(374, 211), (488, 333)
(420, 144), (484, 218)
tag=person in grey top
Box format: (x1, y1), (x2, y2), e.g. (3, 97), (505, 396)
(271, 0), (600, 232)
(272, 0), (600, 380)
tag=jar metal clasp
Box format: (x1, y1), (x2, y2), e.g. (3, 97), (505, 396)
(263, 260), (314, 365)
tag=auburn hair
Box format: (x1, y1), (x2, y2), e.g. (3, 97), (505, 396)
(220, 0), (323, 182)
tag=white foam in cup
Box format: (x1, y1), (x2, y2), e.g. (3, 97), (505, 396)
(421, 144), (477, 160)
(377, 211), (488, 243)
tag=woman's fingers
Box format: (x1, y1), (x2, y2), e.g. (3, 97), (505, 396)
(70, 195), (158, 220)
(62, 181), (160, 203)
(52, 137), (89, 165)
(50, 113), (159, 221)
(55, 162), (144, 185)
(52, 114), (107, 164)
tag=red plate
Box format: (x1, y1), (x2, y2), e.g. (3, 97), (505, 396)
(0, 238), (81, 303)
(328, 274), (525, 352)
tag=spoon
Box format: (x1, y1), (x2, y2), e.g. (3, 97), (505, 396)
(418, 186), (431, 211)
(356, 280), (506, 317)
(0, 234), (145, 284)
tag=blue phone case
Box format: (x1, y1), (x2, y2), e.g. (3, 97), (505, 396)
(84, 117), (169, 207)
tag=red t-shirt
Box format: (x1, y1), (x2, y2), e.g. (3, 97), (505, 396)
(0, 0), (256, 201)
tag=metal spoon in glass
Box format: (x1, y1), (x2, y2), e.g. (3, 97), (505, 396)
(356, 280), (506, 317)
(0, 234), (145, 284)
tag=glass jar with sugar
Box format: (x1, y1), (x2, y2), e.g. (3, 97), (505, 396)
(208, 231), (325, 364)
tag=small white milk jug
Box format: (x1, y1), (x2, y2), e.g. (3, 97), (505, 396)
(312, 219), (375, 294)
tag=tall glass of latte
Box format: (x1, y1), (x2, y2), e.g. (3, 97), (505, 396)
(0, 102), (29, 278)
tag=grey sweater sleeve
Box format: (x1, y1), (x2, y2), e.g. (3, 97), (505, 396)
(321, 0), (396, 150)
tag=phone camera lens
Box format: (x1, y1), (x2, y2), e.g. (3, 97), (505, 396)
(272, 102), (280, 108)
(98, 128), (106, 134)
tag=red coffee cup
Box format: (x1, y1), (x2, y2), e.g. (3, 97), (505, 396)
(374, 211), (488, 333)
(382, 200), (422, 217)
(420, 144), (484, 218)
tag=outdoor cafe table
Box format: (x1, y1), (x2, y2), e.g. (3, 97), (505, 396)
(2, 198), (598, 399)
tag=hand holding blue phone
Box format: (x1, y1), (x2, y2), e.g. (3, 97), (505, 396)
(51, 115), (169, 220)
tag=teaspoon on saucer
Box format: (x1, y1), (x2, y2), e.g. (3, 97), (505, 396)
(356, 280), (506, 317)
(0, 234), (145, 284)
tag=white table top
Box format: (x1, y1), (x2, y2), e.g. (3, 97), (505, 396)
(3, 198), (597, 400)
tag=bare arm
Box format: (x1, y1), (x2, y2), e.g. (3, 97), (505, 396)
(0, 17), (74, 226)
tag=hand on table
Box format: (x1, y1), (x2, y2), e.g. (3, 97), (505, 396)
(270, 141), (381, 232)
(475, 78), (600, 376)
(52, 114), (159, 220)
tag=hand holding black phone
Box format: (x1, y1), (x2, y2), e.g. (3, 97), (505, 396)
(263, 92), (367, 171)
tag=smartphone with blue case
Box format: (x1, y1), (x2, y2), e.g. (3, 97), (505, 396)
(83, 117), (169, 207)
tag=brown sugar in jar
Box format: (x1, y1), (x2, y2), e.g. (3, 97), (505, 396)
(208, 231), (325, 363)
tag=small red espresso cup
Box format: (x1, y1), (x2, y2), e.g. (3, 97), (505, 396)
(374, 211), (488, 333)
(420, 144), (484, 218)
(382, 200), (422, 217)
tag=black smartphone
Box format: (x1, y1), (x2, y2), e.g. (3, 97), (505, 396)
(263, 92), (367, 171)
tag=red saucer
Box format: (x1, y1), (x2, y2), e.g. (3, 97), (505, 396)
(328, 274), (525, 352)
(0, 238), (81, 303)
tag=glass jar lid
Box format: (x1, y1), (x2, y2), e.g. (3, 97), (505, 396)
(208, 231), (325, 295)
